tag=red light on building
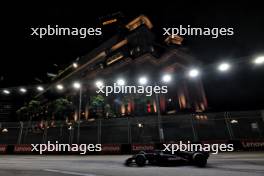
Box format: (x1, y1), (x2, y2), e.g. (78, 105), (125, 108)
(147, 103), (151, 113)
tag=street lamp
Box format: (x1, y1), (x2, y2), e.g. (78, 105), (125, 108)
(230, 119), (238, 124)
(73, 82), (81, 89)
(116, 78), (126, 86)
(19, 88), (27, 93)
(73, 81), (82, 144)
(218, 62), (231, 72)
(73, 62), (78, 68)
(95, 80), (104, 88)
(138, 76), (148, 85)
(3, 89), (10, 95)
(253, 56), (264, 65)
(2, 128), (8, 133)
(56, 84), (64, 91)
(138, 123), (143, 128)
(162, 74), (172, 83)
(37, 86), (44, 92)
(188, 68), (200, 78)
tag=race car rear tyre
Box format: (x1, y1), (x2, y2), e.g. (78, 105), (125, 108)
(135, 155), (146, 167)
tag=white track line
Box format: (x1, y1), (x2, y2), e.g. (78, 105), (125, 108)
(44, 169), (101, 176)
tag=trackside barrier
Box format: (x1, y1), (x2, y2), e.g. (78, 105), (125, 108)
(101, 144), (121, 154)
(241, 140), (264, 151)
(1, 140), (264, 154)
(13, 144), (33, 154)
(1, 112), (263, 145)
(131, 144), (155, 153)
(0, 144), (7, 154)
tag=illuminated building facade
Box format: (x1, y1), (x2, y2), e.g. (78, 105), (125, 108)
(38, 15), (208, 120)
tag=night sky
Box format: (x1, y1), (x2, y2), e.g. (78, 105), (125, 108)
(1, 1), (264, 111)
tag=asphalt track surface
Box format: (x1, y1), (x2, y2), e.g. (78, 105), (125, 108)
(0, 152), (263, 176)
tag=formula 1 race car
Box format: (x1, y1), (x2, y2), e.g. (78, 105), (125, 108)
(125, 150), (209, 167)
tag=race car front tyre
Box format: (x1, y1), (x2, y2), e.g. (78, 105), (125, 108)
(135, 155), (146, 167)
(192, 153), (207, 167)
